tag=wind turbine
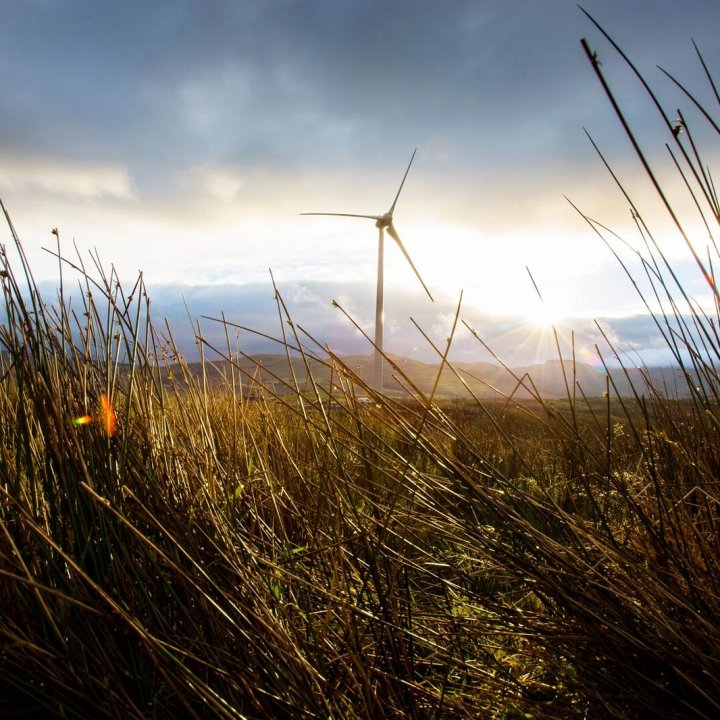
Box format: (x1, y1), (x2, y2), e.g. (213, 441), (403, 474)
(301, 149), (434, 392)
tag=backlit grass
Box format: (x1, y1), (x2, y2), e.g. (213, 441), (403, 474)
(1, 15), (719, 719)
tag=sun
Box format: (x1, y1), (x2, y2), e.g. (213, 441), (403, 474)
(525, 300), (565, 329)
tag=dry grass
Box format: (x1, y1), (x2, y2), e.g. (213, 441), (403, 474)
(1, 14), (719, 719)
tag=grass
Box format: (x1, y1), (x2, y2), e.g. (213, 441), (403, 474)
(1, 13), (719, 719)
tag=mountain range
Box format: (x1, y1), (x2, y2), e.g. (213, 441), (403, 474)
(186, 353), (696, 400)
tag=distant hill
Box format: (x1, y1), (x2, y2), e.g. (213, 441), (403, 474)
(180, 353), (697, 400)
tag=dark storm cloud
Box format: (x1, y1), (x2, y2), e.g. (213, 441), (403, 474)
(3, 0), (717, 188)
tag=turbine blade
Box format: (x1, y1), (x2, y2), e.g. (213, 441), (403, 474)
(300, 212), (383, 220)
(388, 148), (417, 216)
(387, 223), (434, 302)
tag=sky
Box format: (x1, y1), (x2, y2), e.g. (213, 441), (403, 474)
(1, 0), (719, 367)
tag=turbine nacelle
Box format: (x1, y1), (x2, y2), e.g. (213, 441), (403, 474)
(375, 212), (393, 229)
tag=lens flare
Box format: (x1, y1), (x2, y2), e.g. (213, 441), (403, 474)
(100, 394), (117, 437)
(73, 394), (117, 437)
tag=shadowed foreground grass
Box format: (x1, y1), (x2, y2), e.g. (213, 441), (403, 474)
(1, 17), (719, 720)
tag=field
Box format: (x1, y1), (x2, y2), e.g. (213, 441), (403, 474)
(1, 19), (719, 720)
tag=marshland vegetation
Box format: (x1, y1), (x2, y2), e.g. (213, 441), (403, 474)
(1, 17), (719, 720)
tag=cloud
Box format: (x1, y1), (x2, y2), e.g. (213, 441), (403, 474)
(1, 0), (718, 343)
(63, 278), (681, 367)
(0, 156), (136, 200)
(3, 0), (716, 178)
(191, 166), (246, 203)
(23, 266), (703, 369)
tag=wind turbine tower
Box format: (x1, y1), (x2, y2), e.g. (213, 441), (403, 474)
(302, 149), (434, 392)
